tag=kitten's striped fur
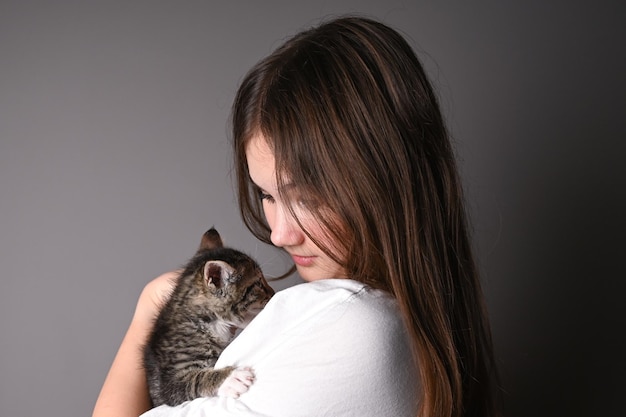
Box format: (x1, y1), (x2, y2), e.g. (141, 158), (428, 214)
(143, 228), (274, 406)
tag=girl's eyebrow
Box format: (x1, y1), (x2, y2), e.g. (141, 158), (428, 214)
(248, 176), (263, 189)
(250, 181), (275, 197)
(249, 176), (296, 191)
(248, 173), (297, 196)
(250, 181), (267, 194)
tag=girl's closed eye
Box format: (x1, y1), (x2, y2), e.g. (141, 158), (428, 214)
(258, 190), (275, 204)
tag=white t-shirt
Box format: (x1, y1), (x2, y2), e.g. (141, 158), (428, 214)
(141, 279), (419, 417)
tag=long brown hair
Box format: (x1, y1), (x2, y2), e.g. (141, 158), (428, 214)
(231, 16), (499, 417)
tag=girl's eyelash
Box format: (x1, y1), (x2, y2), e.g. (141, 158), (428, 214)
(258, 190), (275, 203)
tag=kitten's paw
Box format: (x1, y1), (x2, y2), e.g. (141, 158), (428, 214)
(217, 367), (255, 398)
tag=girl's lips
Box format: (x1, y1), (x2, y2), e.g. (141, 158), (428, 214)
(291, 254), (315, 267)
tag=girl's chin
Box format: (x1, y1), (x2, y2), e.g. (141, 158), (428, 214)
(296, 267), (348, 282)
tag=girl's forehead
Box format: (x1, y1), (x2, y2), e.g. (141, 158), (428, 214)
(245, 134), (274, 161)
(246, 134), (276, 190)
(246, 136), (300, 195)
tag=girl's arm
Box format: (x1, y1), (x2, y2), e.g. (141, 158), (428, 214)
(92, 271), (178, 417)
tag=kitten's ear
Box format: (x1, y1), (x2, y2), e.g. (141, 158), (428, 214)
(203, 260), (235, 290)
(199, 227), (223, 251)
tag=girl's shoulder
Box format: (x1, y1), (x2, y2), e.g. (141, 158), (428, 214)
(275, 278), (396, 310)
(262, 279), (405, 338)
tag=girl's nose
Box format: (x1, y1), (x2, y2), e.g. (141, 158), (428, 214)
(270, 205), (305, 248)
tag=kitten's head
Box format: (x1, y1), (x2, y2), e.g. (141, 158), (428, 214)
(185, 228), (274, 327)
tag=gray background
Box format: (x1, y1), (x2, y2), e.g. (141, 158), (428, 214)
(1, 1), (624, 416)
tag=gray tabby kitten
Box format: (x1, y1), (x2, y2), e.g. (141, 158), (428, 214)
(143, 228), (274, 407)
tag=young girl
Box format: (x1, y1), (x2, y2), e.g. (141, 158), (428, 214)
(93, 16), (499, 417)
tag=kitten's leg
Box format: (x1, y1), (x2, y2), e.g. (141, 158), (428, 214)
(167, 366), (240, 404)
(217, 367), (255, 398)
(173, 366), (254, 401)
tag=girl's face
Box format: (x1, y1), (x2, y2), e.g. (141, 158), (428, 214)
(245, 134), (347, 282)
